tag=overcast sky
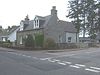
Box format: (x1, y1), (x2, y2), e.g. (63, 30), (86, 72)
(0, 0), (70, 28)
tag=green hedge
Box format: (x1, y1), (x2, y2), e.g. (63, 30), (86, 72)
(35, 33), (44, 48)
(43, 38), (56, 49)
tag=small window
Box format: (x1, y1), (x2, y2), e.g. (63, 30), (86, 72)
(68, 37), (71, 43)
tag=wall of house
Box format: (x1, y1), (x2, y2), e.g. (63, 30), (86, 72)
(65, 32), (77, 43)
(44, 15), (78, 43)
(44, 15), (60, 43)
(17, 29), (43, 45)
(8, 28), (19, 42)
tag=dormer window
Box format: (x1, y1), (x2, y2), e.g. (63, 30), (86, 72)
(34, 17), (39, 29)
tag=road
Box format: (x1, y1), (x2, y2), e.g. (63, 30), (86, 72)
(0, 47), (100, 75)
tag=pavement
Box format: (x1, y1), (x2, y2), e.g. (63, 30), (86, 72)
(0, 47), (100, 75)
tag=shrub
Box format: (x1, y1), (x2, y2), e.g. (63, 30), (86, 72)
(24, 34), (34, 47)
(35, 33), (44, 48)
(2, 43), (12, 47)
(0, 40), (12, 47)
(43, 38), (56, 49)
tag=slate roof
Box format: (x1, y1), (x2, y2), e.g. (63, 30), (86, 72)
(22, 15), (77, 33)
(24, 15), (51, 30)
(25, 20), (34, 30)
(0, 26), (19, 37)
(43, 15), (51, 27)
(35, 15), (45, 20)
(7, 26), (19, 35)
(57, 20), (77, 33)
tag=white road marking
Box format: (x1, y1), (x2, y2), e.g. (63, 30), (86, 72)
(85, 68), (100, 73)
(57, 62), (66, 65)
(48, 59), (56, 62)
(18, 54), (22, 55)
(26, 56), (31, 58)
(32, 57), (38, 59)
(70, 65), (80, 68)
(52, 59), (60, 62)
(7, 52), (13, 54)
(62, 61), (72, 64)
(22, 54), (26, 56)
(90, 67), (100, 70)
(40, 58), (50, 60)
(75, 64), (86, 67)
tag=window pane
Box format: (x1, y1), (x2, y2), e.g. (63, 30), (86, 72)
(68, 37), (71, 42)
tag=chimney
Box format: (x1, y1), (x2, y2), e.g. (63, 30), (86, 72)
(51, 6), (57, 16)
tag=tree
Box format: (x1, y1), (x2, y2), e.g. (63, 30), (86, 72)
(67, 0), (82, 33)
(95, 1), (100, 32)
(85, 0), (97, 39)
(24, 34), (34, 47)
(67, 0), (99, 39)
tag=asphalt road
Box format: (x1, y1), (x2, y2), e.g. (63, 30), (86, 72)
(0, 47), (100, 75)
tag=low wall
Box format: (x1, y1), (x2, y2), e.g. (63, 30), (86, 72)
(56, 43), (97, 49)
(56, 43), (77, 49)
(76, 43), (89, 48)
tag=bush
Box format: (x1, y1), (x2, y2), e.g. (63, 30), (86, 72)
(2, 42), (12, 47)
(35, 33), (44, 48)
(0, 40), (12, 47)
(24, 34), (34, 47)
(43, 38), (56, 49)
(0, 41), (3, 46)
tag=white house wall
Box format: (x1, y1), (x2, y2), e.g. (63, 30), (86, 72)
(8, 28), (19, 42)
(66, 32), (77, 43)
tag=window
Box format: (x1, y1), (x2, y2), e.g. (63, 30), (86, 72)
(68, 37), (71, 43)
(34, 20), (39, 28)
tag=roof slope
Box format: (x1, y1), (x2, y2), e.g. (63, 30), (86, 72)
(8, 26), (19, 35)
(57, 20), (77, 33)
(24, 15), (51, 30)
(25, 20), (34, 30)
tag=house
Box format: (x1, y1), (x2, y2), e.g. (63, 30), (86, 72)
(17, 6), (78, 45)
(7, 26), (20, 42)
(0, 26), (20, 42)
